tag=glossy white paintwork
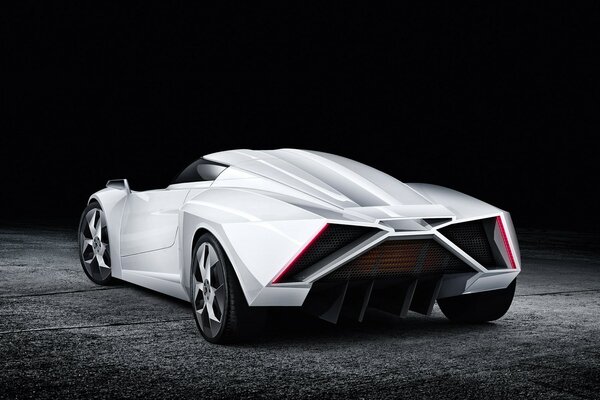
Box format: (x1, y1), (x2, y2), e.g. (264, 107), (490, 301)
(205, 149), (432, 208)
(120, 189), (190, 256)
(88, 149), (521, 306)
(121, 237), (188, 300)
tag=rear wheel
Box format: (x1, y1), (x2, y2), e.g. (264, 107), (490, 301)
(438, 279), (516, 323)
(78, 203), (113, 285)
(191, 233), (265, 344)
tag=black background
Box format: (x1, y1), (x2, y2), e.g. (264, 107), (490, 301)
(2, 3), (598, 231)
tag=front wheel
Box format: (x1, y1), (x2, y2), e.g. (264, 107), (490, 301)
(438, 279), (516, 323)
(78, 202), (113, 285)
(191, 233), (265, 344)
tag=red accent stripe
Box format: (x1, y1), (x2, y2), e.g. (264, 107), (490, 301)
(496, 216), (517, 269)
(271, 223), (329, 284)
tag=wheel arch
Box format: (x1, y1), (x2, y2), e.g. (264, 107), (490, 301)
(181, 220), (253, 304)
(191, 227), (211, 253)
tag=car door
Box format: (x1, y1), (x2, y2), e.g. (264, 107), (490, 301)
(119, 158), (228, 257)
(120, 188), (190, 256)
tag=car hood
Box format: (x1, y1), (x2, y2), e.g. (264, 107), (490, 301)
(205, 149), (435, 212)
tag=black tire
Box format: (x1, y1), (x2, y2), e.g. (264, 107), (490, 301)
(78, 202), (113, 285)
(191, 233), (266, 344)
(438, 279), (516, 323)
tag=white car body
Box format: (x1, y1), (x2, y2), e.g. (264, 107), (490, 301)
(89, 149), (520, 322)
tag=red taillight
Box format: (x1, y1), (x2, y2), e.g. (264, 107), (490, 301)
(271, 223), (329, 284)
(496, 216), (517, 269)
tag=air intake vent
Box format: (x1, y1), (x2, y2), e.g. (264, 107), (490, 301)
(321, 239), (475, 281)
(277, 225), (380, 283)
(438, 218), (501, 269)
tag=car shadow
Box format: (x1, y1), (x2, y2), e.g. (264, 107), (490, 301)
(241, 308), (501, 347)
(113, 279), (501, 346)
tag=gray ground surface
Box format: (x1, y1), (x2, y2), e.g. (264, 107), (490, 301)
(1, 226), (599, 399)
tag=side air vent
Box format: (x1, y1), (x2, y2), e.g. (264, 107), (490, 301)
(274, 224), (380, 283)
(438, 218), (503, 269)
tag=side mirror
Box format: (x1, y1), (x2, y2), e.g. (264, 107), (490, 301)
(106, 179), (131, 194)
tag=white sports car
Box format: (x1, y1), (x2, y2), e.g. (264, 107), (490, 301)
(79, 149), (520, 343)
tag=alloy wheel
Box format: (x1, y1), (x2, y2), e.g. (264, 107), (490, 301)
(193, 242), (226, 338)
(79, 207), (111, 281)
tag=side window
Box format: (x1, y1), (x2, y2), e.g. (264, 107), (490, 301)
(172, 159), (227, 184)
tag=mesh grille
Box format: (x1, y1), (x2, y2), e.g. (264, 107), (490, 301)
(438, 219), (496, 268)
(283, 225), (378, 281)
(321, 239), (474, 281)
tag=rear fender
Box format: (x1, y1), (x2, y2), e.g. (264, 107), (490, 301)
(180, 188), (325, 305)
(407, 183), (521, 270)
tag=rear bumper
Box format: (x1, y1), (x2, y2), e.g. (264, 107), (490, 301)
(249, 212), (520, 309)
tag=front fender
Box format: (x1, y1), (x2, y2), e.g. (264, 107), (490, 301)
(88, 188), (128, 279)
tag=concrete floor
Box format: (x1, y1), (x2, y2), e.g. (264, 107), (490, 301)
(1, 226), (599, 399)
